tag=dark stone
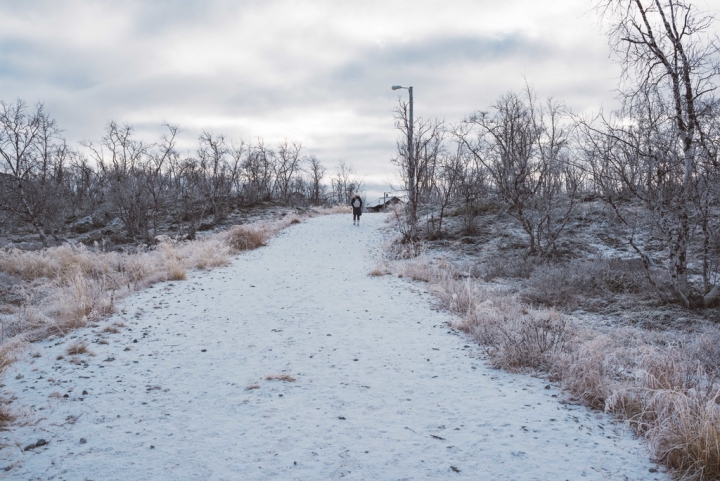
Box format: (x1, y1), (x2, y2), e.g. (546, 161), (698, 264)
(35, 439), (47, 447)
(80, 438), (87, 444)
(82, 390), (88, 395)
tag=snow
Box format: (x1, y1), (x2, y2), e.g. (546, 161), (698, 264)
(1, 213), (666, 480)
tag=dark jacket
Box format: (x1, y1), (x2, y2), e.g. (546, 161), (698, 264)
(350, 196), (363, 213)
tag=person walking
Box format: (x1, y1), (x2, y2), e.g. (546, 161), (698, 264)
(350, 194), (363, 226)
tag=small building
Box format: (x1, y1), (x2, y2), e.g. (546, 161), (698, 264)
(366, 196), (404, 213)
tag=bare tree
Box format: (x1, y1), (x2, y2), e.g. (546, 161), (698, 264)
(589, 0), (720, 306)
(331, 161), (362, 205)
(241, 139), (275, 203)
(197, 131), (237, 223)
(459, 90), (579, 254)
(432, 138), (487, 234)
(392, 98), (445, 241)
(306, 155), (327, 206)
(85, 122), (152, 241)
(274, 140), (303, 202)
(0, 100), (67, 246)
(144, 124), (179, 239)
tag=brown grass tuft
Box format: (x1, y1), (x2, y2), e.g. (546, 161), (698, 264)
(166, 261), (187, 281)
(0, 404), (15, 425)
(225, 225), (267, 252)
(312, 205), (352, 215)
(66, 341), (90, 356)
(368, 266), (389, 277)
(265, 373), (296, 382)
(0, 337), (23, 375)
(245, 383), (260, 390)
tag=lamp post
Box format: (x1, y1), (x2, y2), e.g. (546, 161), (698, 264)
(391, 85), (414, 221)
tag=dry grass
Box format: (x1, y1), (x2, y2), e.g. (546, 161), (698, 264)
(66, 341), (91, 356)
(224, 225), (267, 252)
(311, 205), (352, 215)
(0, 402), (14, 425)
(0, 337), (26, 427)
(245, 383), (260, 390)
(390, 253), (720, 480)
(368, 265), (390, 277)
(265, 373), (296, 382)
(0, 337), (23, 375)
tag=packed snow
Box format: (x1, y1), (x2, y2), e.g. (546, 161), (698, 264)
(1, 213), (666, 480)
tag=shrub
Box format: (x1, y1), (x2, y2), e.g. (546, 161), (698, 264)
(224, 225), (267, 253)
(522, 257), (662, 309)
(477, 254), (536, 281)
(66, 341), (90, 356)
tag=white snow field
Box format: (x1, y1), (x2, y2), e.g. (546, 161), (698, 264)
(1, 213), (666, 480)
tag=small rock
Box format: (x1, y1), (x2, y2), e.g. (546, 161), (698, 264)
(338, 416), (346, 420)
(150, 445), (155, 449)
(63, 394), (69, 398)
(649, 468), (658, 473)
(201, 349), (206, 352)
(82, 390), (88, 395)
(450, 466), (461, 473)
(133, 339), (138, 343)
(80, 438), (87, 444)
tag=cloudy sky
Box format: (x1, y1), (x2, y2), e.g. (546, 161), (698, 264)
(1, 0), (718, 198)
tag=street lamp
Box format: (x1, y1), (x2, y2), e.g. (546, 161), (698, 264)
(391, 85), (413, 217)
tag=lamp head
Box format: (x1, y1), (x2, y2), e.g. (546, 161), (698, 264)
(391, 85), (403, 90)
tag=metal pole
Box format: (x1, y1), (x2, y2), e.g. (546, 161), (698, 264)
(408, 86), (414, 220)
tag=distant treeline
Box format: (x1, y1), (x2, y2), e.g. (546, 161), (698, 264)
(0, 103), (361, 244)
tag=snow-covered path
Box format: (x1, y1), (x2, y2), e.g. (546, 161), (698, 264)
(2, 213), (665, 480)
